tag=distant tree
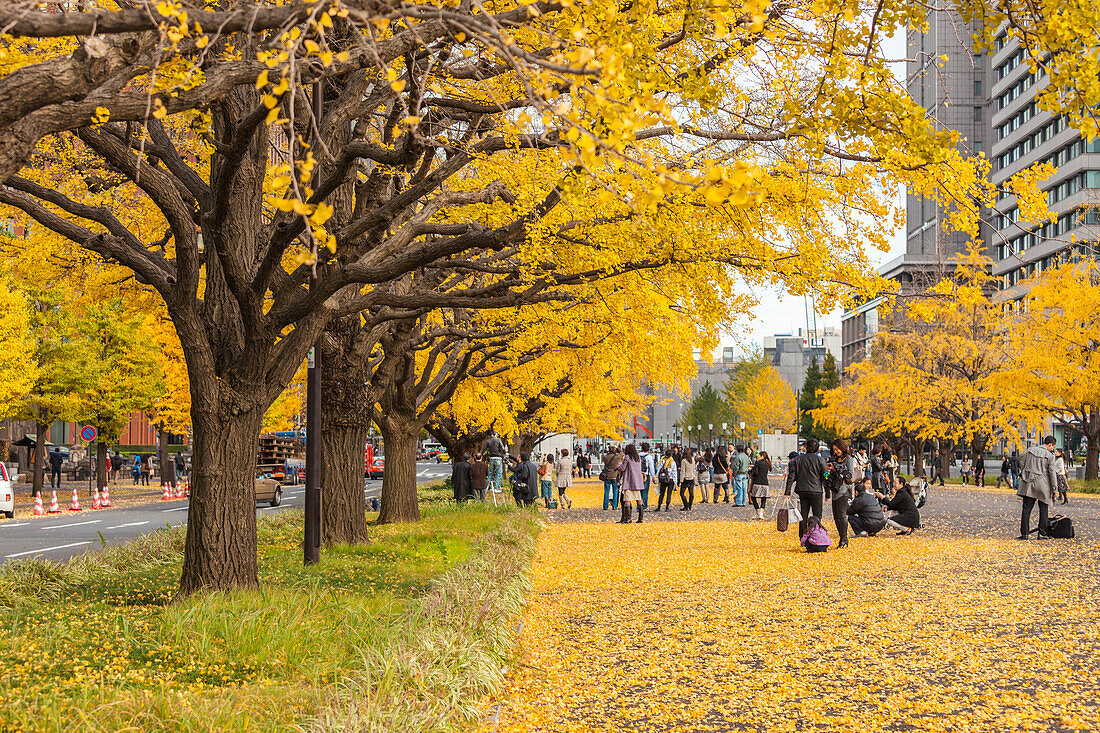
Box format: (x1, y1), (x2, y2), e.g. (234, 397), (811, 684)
(681, 382), (729, 446)
(815, 353), (841, 443)
(734, 366), (797, 437)
(723, 347), (769, 424)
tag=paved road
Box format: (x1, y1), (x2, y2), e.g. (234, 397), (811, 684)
(0, 461), (451, 564)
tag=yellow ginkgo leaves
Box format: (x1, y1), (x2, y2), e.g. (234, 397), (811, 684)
(494, 519), (1100, 732)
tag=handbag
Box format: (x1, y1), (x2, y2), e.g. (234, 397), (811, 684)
(776, 495), (791, 532)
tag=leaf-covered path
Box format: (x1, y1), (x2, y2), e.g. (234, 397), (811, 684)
(493, 483), (1100, 731)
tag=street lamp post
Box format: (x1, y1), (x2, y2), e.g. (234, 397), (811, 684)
(739, 421), (746, 447)
(722, 422), (728, 449)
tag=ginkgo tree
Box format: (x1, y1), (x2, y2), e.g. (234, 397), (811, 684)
(0, 0), (1029, 593)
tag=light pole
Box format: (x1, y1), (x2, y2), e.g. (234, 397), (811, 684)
(708, 423), (714, 448)
(739, 421), (746, 447)
(722, 422), (728, 448)
(696, 425), (701, 450)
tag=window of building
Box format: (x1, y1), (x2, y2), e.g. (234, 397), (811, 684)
(974, 80), (982, 95)
(974, 106), (982, 121)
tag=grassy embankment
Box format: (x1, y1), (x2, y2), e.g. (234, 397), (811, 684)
(0, 485), (540, 732)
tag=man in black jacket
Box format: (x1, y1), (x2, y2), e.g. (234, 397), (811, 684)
(784, 438), (827, 536)
(847, 478), (886, 536)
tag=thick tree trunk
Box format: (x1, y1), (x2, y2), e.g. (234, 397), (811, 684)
(1085, 427), (1100, 482)
(178, 402), (264, 596)
(940, 438), (955, 481)
(377, 411), (420, 524)
(516, 432), (543, 458)
(319, 313), (373, 545)
(156, 426), (170, 486)
(32, 419), (46, 497)
(321, 422), (370, 545)
(96, 440), (108, 491)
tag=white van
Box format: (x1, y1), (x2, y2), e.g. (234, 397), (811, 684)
(0, 462), (14, 519)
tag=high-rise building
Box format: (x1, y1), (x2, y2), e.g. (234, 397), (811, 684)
(763, 327), (841, 394)
(989, 30), (1100, 295)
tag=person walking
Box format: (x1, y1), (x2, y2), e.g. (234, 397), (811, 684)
(749, 450), (771, 519)
(484, 431), (507, 496)
(696, 448), (713, 504)
(826, 438), (856, 549)
(732, 445), (751, 507)
(655, 448), (678, 512)
(1054, 447), (1069, 505)
(974, 457), (985, 487)
(996, 455), (1011, 488)
(960, 456), (972, 486)
(470, 453), (488, 501)
(131, 455), (142, 485)
(712, 446), (731, 503)
(639, 442), (657, 508)
(1018, 436), (1058, 539)
(538, 453), (555, 508)
(556, 448), (574, 508)
(1009, 451), (1022, 491)
(870, 447), (886, 495)
(47, 448), (63, 493)
(451, 452), (472, 502)
(847, 478), (886, 536)
(601, 446), (623, 510)
(876, 476), (921, 535)
(783, 437), (827, 536)
(679, 447), (697, 510)
(140, 454), (151, 486)
(618, 444), (644, 523)
(110, 450), (123, 484)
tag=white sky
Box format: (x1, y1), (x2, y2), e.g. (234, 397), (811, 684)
(720, 30), (909, 353)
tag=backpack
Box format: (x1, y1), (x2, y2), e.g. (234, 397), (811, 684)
(657, 460), (670, 481)
(1047, 515), (1075, 539)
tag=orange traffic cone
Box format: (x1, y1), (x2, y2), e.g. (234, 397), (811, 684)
(91, 489), (101, 510)
(100, 486), (112, 508)
(47, 490), (62, 514)
(69, 487), (82, 511)
(33, 493), (45, 516)
(184, 480), (190, 498)
(161, 483), (171, 501)
(174, 482), (183, 499)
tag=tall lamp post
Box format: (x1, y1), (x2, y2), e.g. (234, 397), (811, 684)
(722, 422), (728, 448)
(708, 423), (714, 448)
(739, 421), (746, 447)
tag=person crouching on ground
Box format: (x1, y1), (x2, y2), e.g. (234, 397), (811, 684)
(875, 476), (920, 535)
(1018, 435), (1058, 539)
(801, 515), (831, 553)
(617, 443), (645, 523)
(847, 478), (886, 537)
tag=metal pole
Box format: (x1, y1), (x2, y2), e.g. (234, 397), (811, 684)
(304, 80), (324, 566)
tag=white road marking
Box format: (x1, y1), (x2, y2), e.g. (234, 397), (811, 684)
(42, 520), (100, 531)
(106, 521), (149, 530)
(6, 541), (90, 559)
(162, 506), (189, 513)
(0, 522), (30, 528)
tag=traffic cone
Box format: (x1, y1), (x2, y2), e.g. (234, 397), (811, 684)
(183, 479), (190, 498)
(161, 483), (171, 501)
(101, 486), (112, 508)
(91, 489), (101, 510)
(47, 490), (62, 514)
(33, 493), (45, 516)
(68, 488), (82, 511)
(174, 482), (183, 499)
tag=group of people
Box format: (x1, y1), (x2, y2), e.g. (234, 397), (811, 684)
(42, 447), (185, 493)
(593, 442), (773, 523)
(449, 439), (576, 509)
(785, 438), (922, 552)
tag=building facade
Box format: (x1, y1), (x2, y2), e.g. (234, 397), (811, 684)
(763, 327), (841, 394)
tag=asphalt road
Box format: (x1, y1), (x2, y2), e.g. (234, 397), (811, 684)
(0, 462), (452, 564)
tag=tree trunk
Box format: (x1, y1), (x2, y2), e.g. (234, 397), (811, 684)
(177, 401), (264, 596)
(156, 425), (170, 486)
(377, 411), (420, 524)
(1085, 419), (1100, 481)
(940, 438), (955, 481)
(321, 422), (370, 545)
(516, 432), (543, 458)
(96, 440), (108, 491)
(319, 313), (373, 545)
(32, 419), (46, 497)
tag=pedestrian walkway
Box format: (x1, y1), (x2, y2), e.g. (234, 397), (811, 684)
(493, 488), (1100, 732)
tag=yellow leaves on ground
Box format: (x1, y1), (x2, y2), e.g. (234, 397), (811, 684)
(494, 520), (1100, 732)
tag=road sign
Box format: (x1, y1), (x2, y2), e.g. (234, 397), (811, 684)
(757, 429), (764, 436)
(80, 425), (97, 443)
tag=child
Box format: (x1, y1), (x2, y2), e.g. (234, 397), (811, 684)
(801, 515), (832, 553)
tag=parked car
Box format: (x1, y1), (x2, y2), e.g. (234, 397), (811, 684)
(0, 462), (13, 518)
(254, 476), (283, 507)
(435, 452), (450, 464)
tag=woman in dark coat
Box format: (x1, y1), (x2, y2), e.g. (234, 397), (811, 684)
(875, 475), (920, 534)
(748, 451), (771, 520)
